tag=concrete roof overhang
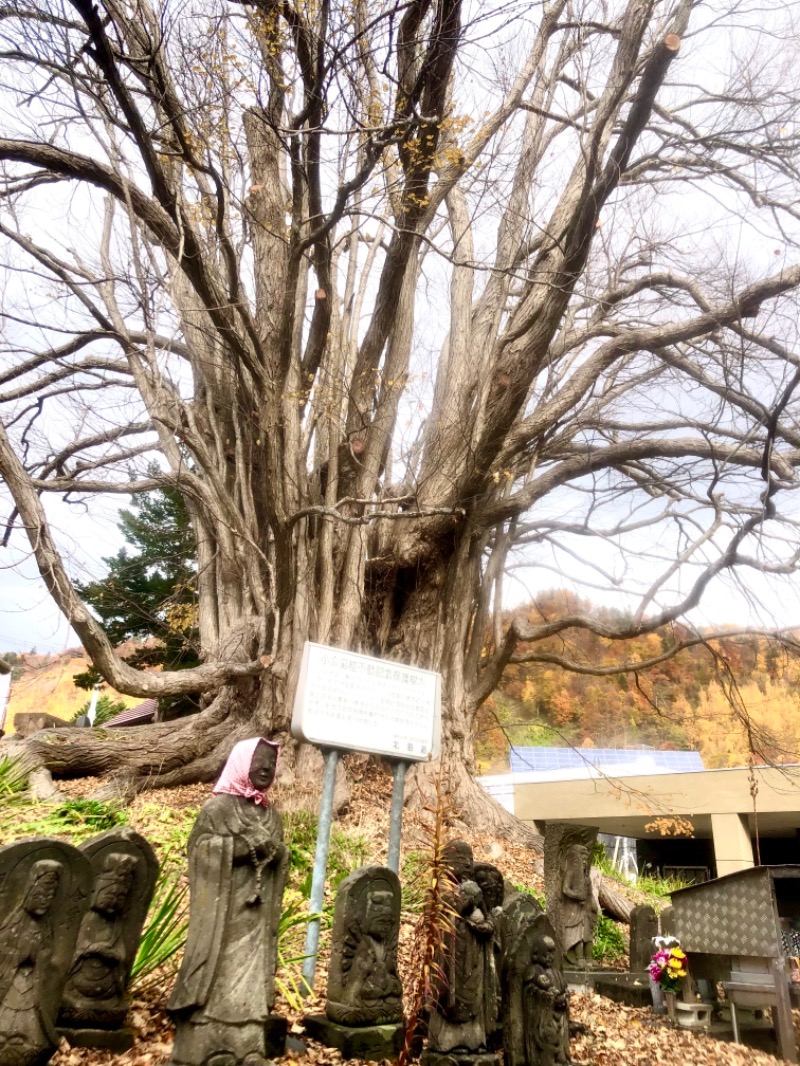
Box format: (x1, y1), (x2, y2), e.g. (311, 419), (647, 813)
(513, 764), (800, 840)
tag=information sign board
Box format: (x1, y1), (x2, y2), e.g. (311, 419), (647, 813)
(291, 641), (441, 760)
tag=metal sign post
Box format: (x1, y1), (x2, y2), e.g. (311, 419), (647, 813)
(387, 760), (408, 873)
(300, 747), (341, 994)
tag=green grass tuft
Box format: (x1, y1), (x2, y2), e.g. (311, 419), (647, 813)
(0, 754), (29, 796)
(131, 860), (189, 992)
(593, 914), (628, 962)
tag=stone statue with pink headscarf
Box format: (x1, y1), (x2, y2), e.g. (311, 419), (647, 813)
(168, 737), (289, 1066)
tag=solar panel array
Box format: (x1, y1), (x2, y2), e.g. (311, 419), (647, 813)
(509, 746), (704, 775)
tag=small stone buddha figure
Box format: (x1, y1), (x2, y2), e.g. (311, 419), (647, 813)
(0, 860), (62, 1066)
(428, 842), (495, 1055)
(522, 921), (571, 1066)
(473, 864), (505, 1049)
(0, 840), (91, 1066)
(326, 867), (403, 1027)
(59, 854), (138, 1028)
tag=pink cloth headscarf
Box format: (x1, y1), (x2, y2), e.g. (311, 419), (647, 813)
(213, 737), (280, 807)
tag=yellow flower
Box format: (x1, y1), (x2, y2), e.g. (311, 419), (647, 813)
(668, 959), (682, 969)
(672, 949), (686, 959)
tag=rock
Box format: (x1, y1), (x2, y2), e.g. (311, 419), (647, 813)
(628, 904), (658, 973)
(13, 713), (70, 739)
(28, 768), (65, 803)
(593, 972), (654, 1009)
(57, 1027), (134, 1051)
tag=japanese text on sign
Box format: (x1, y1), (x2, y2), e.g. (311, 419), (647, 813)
(291, 642), (441, 760)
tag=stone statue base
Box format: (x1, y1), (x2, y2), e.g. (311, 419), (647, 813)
(170, 1013), (287, 1065)
(58, 1026), (135, 1052)
(591, 972), (653, 1009)
(303, 1014), (404, 1060)
(562, 967), (599, 989)
(421, 1051), (500, 1066)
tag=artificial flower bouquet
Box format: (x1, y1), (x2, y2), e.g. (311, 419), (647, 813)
(648, 935), (688, 994)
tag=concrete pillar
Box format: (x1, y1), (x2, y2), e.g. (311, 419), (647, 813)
(711, 813), (754, 876)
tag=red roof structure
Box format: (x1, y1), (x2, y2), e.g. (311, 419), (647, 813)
(105, 699), (158, 728)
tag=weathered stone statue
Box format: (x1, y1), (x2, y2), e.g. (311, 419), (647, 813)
(628, 904), (658, 973)
(497, 892), (542, 959)
(440, 839), (474, 886)
(0, 840), (92, 1066)
(522, 917), (571, 1066)
(472, 865), (504, 1050)
(326, 866), (403, 1025)
(543, 824), (598, 968)
(501, 910), (540, 1066)
(426, 841), (496, 1062)
(58, 829), (158, 1044)
(304, 866), (404, 1060)
(168, 738), (289, 1066)
(472, 865), (504, 914)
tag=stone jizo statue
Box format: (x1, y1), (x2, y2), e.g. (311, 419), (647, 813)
(168, 737), (289, 1066)
(543, 824), (599, 968)
(0, 840), (92, 1066)
(501, 905), (543, 1066)
(59, 828), (158, 1034)
(428, 842), (495, 1056)
(561, 843), (592, 967)
(472, 864), (504, 1050)
(522, 917), (571, 1066)
(326, 866), (403, 1026)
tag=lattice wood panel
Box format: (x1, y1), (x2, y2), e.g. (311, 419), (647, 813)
(673, 870), (778, 956)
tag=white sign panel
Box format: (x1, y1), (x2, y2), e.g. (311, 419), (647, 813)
(291, 642), (441, 761)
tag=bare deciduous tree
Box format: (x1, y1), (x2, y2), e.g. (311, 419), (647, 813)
(2, 0), (800, 825)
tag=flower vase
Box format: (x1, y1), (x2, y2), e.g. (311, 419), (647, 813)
(665, 991), (678, 1023)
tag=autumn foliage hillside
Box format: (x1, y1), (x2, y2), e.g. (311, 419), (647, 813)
(478, 591), (800, 773)
(1, 648), (140, 731)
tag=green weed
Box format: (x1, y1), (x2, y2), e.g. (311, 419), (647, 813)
(131, 861), (189, 992)
(592, 847), (690, 899)
(512, 882), (546, 908)
(0, 797), (127, 844)
(0, 754), (29, 796)
(134, 802), (198, 859)
(593, 914), (627, 962)
(275, 892), (326, 1011)
(633, 869), (692, 898)
(283, 810), (368, 900)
